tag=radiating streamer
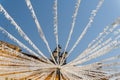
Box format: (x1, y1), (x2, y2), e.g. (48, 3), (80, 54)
(70, 38), (112, 65)
(60, 70), (71, 80)
(63, 68), (90, 80)
(0, 72), (34, 79)
(22, 71), (42, 79)
(69, 17), (120, 65)
(39, 71), (53, 80)
(88, 17), (120, 48)
(0, 4), (48, 61)
(50, 71), (56, 80)
(0, 44), (55, 79)
(61, 0), (81, 65)
(28, 69), (54, 80)
(101, 54), (120, 62)
(74, 36), (118, 63)
(66, 0), (104, 62)
(72, 40), (120, 65)
(53, 0), (59, 49)
(53, 0), (60, 64)
(107, 73), (120, 79)
(0, 47), (45, 65)
(62, 65), (107, 80)
(0, 28), (55, 68)
(102, 62), (120, 67)
(69, 36), (112, 65)
(0, 45), (47, 64)
(33, 73), (45, 80)
(0, 1), (120, 80)
(63, 71), (83, 80)
(25, 0), (57, 64)
(0, 27), (41, 59)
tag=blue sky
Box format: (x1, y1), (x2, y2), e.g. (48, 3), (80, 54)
(0, 0), (120, 63)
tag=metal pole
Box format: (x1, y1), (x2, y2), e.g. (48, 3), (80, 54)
(58, 69), (60, 80)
